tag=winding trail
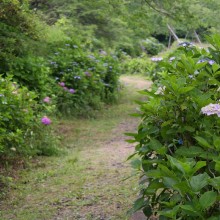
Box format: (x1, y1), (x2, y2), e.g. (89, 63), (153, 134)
(0, 75), (151, 220)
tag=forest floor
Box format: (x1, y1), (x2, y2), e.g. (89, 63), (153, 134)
(0, 75), (151, 220)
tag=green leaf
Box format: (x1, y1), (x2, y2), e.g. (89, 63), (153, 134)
(131, 197), (147, 213)
(191, 161), (206, 175)
(167, 155), (185, 174)
(194, 136), (212, 149)
(190, 173), (210, 192)
(175, 146), (205, 157)
(173, 181), (191, 195)
(209, 177), (220, 190)
(199, 191), (217, 209)
(148, 139), (166, 155)
(131, 158), (141, 169)
(212, 63), (220, 73)
(213, 135), (220, 150)
(214, 161), (220, 172)
(178, 86), (194, 94)
(163, 177), (178, 187)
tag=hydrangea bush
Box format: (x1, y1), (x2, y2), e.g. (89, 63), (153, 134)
(128, 35), (220, 219)
(49, 40), (120, 116)
(0, 75), (58, 160)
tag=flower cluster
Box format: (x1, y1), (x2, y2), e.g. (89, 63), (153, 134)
(201, 103), (220, 117)
(58, 82), (75, 94)
(197, 58), (215, 65)
(43, 96), (50, 103)
(41, 116), (51, 125)
(151, 57), (163, 62)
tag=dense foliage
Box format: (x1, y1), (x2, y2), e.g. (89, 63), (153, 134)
(128, 35), (220, 219)
(0, 0), (121, 162)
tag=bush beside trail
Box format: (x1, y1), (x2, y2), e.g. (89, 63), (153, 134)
(128, 35), (220, 219)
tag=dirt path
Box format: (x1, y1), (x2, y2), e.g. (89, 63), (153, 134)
(0, 75), (151, 220)
(54, 75), (151, 220)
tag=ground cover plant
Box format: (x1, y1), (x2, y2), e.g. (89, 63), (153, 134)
(128, 35), (220, 219)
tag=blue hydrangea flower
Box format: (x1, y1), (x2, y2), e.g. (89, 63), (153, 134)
(178, 139), (183, 145)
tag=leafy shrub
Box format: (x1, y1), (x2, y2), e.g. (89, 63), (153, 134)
(9, 56), (53, 98)
(48, 40), (120, 116)
(141, 37), (165, 55)
(129, 36), (220, 219)
(0, 75), (58, 161)
(122, 55), (153, 75)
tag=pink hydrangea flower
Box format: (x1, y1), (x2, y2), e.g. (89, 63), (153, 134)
(69, 88), (75, 94)
(201, 103), (220, 117)
(43, 97), (50, 103)
(59, 82), (65, 87)
(41, 116), (51, 125)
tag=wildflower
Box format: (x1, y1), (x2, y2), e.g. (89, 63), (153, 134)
(0, 94), (4, 97)
(197, 59), (207, 64)
(208, 60), (215, 65)
(188, 75), (194, 79)
(59, 82), (65, 87)
(63, 87), (68, 91)
(50, 61), (57, 65)
(178, 139), (183, 145)
(74, 76), (81, 79)
(65, 44), (70, 47)
(73, 45), (78, 48)
(201, 103), (220, 117)
(151, 57), (163, 62)
(103, 63), (108, 67)
(169, 57), (175, 62)
(43, 97), (50, 103)
(41, 116), (51, 125)
(69, 88), (75, 94)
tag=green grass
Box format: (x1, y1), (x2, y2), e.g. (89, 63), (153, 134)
(0, 75), (149, 220)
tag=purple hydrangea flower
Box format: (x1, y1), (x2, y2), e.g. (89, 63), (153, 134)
(43, 97), (50, 103)
(201, 103), (220, 117)
(69, 88), (75, 94)
(197, 59), (207, 64)
(41, 116), (51, 125)
(59, 82), (65, 87)
(151, 57), (163, 62)
(208, 60), (215, 65)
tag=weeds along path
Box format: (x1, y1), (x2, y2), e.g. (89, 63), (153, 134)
(0, 75), (151, 220)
